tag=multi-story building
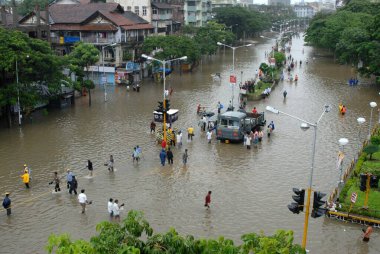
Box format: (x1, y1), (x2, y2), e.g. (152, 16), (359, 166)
(111, 0), (152, 23)
(268, 0), (291, 6)
(211, 0), (236, 8)
(293, 4), (316, 18)
(16, 0), (153, 84)
(184, 0), (212, 27)
(151, 2), (173, 34)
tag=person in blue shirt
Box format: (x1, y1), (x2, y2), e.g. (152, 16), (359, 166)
(159, 149), (166, 166)
(2, 192), (11, 215)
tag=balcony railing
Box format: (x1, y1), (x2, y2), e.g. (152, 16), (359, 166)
(50, 35), (116, 44)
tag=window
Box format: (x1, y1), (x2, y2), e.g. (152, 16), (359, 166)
(127, 6), (131, 11)
(152, 8), (157, 14)
(142, 6), (147, 16)
(134, 6), (139, 15)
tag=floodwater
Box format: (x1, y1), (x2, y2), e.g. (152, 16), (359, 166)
(1, 34), (379, 254)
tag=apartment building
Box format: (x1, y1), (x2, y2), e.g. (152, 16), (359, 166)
(184, 0), (212, 27)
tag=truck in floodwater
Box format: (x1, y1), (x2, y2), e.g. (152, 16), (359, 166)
(216, 110), (266, 142)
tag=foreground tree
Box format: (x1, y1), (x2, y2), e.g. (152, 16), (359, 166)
(0, 28), (63, 127)
(46, 210), (305, 254)
(68, 42), (99, 106)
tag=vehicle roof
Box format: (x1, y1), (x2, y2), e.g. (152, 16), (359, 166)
(220, 111), (246, 118)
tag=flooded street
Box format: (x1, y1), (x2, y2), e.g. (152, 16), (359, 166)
(1, 34), (379, 253)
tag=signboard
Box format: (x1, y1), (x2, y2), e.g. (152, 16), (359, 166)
(153, 109), (179, 123)
(229, 75), (236, 84)
(350, 192), (357, 203)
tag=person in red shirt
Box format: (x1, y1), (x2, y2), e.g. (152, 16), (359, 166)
(161, 139), (167, 149)
(252, 107), (257, 114)
(204, 191), (212, 209)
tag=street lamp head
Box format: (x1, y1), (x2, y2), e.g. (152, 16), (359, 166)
(370, 102), (377, 108)
(217, 42), (223, 46)
(260, 36), (265, 38)
(180, 56), (187, 61)
(300, 122), (310, 131)
(110, 43), (117, 47)
(141, 54), (148, 59)
(357, 117), (366, 124)
(246, 44), (252, 47)
(324, 104), (331, 113)
(338, 138), (349, 146)
(265, 106), (279, 114)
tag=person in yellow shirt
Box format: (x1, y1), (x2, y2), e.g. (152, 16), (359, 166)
(21, 170), (30, 189)
(187, 127), (194, 141)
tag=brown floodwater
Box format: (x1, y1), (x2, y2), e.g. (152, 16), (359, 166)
(0, 34), (379, 253)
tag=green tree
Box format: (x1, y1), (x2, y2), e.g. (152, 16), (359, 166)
(0, 28), (63, 127)
(274, 52), (286, 67)
(68, 42), (99, 106)
(18, 0), (52, 16)
(142, 35), (201, 66)
(363, 145), (380, 160)
(46, 210), (305, 254)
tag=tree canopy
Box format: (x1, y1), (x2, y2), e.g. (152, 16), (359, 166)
(305, 0), (380, 78)
(213, 7), (272, 39)
(0, 28), (63, 126)
(68, 42), (99, 106)
(46, 210), (305, 254)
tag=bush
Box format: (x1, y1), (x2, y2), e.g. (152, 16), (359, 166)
(363, 145), (380, 160)
(353, 152), (367, 176)
(339, 178), (357, 201)
(371, 136), (380, 145)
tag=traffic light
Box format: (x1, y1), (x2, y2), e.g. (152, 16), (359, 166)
(370, 175), (379, 188)
(165, 99), (170, 111)
(287, 188), (305, 214)
(311, 191), (326, 218)
(156, 101), (164, 112)
(360, 173), (367, 191)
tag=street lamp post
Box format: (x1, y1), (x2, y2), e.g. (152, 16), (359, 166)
(141, 54), (187, 143)
(357, 117), (366, 152)
(266, 104), (330, 250)
(368, 102), (377, 139)
(102, 43), (117, 102)
(217, 42), (252, 109)
(15, 56), (21, 126)
(338, 138), (349, 183)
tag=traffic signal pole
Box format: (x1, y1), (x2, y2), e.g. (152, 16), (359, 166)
(363, 174), (371, 209)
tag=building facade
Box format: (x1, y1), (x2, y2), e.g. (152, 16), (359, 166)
(211, 0), (236, 8)
(184, 0), (212, 27)
(268, 0), (290, 6)
(293, 4), (316, 18)
(111, 0), (152, 23)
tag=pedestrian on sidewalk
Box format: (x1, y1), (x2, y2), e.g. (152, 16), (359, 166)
(78, 189), (91, 214)
(2, 192), (11, 216)
(49, 171), (61, 192)
(69, 175), (78, 195)
(182, 149), (189, 165)
(167, 147), (174, 165)
(204, 191), (212, 209)
(159, 149), (166, 166)
(87, 160), (93, 177)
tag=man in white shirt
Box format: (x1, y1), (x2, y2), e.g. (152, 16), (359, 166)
(108, 198), (114, 218)
(112, 199), (124, 222)
(176, 131), (183, 148)
(206, 130), (212, 144)
(78, 189), (89, 214)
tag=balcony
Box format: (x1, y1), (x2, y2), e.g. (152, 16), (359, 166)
(187, 6), (196, 11)
(152, 14), (173, 20)
(187, 15), (196, 22)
